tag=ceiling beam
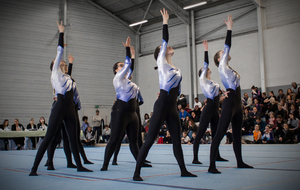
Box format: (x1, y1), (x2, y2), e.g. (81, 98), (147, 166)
(86, 0), (138, 34)
(137, 0), (154, 32)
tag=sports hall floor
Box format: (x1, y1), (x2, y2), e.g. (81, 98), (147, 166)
(0, 144), (299, 190)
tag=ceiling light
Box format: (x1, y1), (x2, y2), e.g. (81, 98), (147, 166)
(129, 20), (148, 27)
(183, 1), (207, 10)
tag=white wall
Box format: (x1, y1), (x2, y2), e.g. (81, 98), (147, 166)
(264, 22), (300, 87)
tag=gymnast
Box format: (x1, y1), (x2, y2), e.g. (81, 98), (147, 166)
(29, 21), (92, 176)
(208, 15), (253, 173)
(100, 37), (151, 171)
(192, 39), (228, 165)
(112, 46), (150, 165)
(45, 53), (93, 170)
(133, 8), (197, 181)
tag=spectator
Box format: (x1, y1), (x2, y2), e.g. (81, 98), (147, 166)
(273, 124), (283, 143)
(159, 124), (168, 137)
(242, 93), (252, 109)
(286, 88), (296, 101)
(150, 112), (153, 118)
(262, 125), (274, 144)
(190, 111), (199, 123)
(253, 99), (261, 113)
(25, 118), (37, 149)
(251, 85), (260, 100)
(289, 104), (299, 119)
(295, 87), (300, 106)
(277, 89), (286, 103)
(261, 92), (269, 114)
(275, 115), (284, 131)
(225, 128), (233, 144)
(143, 113), (150, 127)
(188, 132), (196, 145)
(92, 110), (102, 143)
(194, 98), (202, 108)
(184, 103), (192, 113)
(0, 119), (10, 131)
(275, 103), (287, 120)
(0, 119), (10, 150)
(253, 124), (262, 144)
(291, 82), (299, 94)
(268, 91), (277, 101)
(255, 117), (266, 133)
(286, 95), (294, 110)
(37, 117), (47, 131)
(181, 131), (190, 144)
(102, 125), (111, 142)
(182, 116), (191, 131)
(179, 108), (191, 124)
(177, 94), (187, 109)
(186, 120), (197, 139)
(280, 99), (288, 111)
(81, 126), (95, 146)
(250, 107), (261, 123)
(267, 112), (276, 129)
(81, 116), (90, 132)
(279, 123), (294, 144)
(37, 117), (47, 146)
(243, 108), (253, 131)
(268, 97), (278, 114)
(11, 118), (25, 150)
(163, 130), (172, 144)
(288, 113), (299, 135)
(193, 105), (201, 118)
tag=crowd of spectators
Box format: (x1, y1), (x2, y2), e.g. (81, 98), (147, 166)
(140, 82), (300, 145)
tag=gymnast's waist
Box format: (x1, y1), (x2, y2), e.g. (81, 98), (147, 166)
(112, 98), (137, 112)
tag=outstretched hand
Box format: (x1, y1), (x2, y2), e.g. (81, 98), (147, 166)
(202, 39), (208, 51)
(122, 37), (131, 47)
(222, 89), (230, 98)
(68, 53), (74, 63)
(160, 8), (169, 25)
(223, 14), (233, 30)
(56, 21), (65, 33)
(130, 46), (135, 59)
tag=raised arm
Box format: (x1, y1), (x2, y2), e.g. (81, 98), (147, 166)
(68, 53), (74, 76)
(52, 21), (65, 74)
(127, 46), (135, 79)
(200, 40), (209, 80)
(115, 37), (132, 79)
(157, 8), (169, 64)
(219, 15), (233, 68)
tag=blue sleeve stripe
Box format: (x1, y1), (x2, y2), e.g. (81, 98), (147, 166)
(167, 73), (177, 83)
(126, 85), (134, 93)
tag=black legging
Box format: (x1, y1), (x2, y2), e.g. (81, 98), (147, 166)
(209, 86), (252, 172)
(101, 98), (140, 170)
(134, 86), (196, 180)
(193, 96), (226, 163)
(30, 90), (91, 175)
(112, 100), (144, 164)
(46, 104), (91, 169)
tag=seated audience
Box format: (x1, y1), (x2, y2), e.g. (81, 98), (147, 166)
(253, 99), (261, 113)
(11, 118), (25, 150)
(143, 113), (150, 127)
(102, 125), (111, 142)
(177, 94), (187, 109)
(275, 103), (287, 120)
(287, 88), (296, 101)
(179, 108), (191, 124)
(253, 124), (262, 144)
(275, 115), (284, 131)
(188, 132), (196, 145)
(268, 97), (278, 114)
(81, 116), (90, 132)
(37, 116), (47, 146)
(242, 92), (253, 109)
(277, 89), (286, 103)
(279, 123), (294, 144)
(289, 104), (299, 119)
(291, 82), (299, 94)
(164, 131), (172, 144)
(255, 117), (266, 133)
(267, 112), (276, 129)
(186, 120), (197, 139)
(194, 97), (202, 108)
(190, 111), (199, 123)
(262, 125), (274, 144)
(25, 118), (37, 149)
(81, 126), (95, 145)
(181, 131), (190, 144)
(0, 119), (10, 150)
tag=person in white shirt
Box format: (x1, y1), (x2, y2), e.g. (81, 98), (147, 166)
(92, 110), (102, 143)
(194, 97), (202, 108)
(102, 125), (111, 142)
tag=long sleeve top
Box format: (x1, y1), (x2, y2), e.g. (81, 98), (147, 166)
(51, 33), (73, 96)
(218, 30), (240, 91)
(157, 24), (182, 95)
(113, 47), (139, 102)
(199, 51), (220, 100)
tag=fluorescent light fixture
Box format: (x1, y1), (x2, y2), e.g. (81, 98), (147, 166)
(183, 1), (207, 10)
(129, 20), (148, 27)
